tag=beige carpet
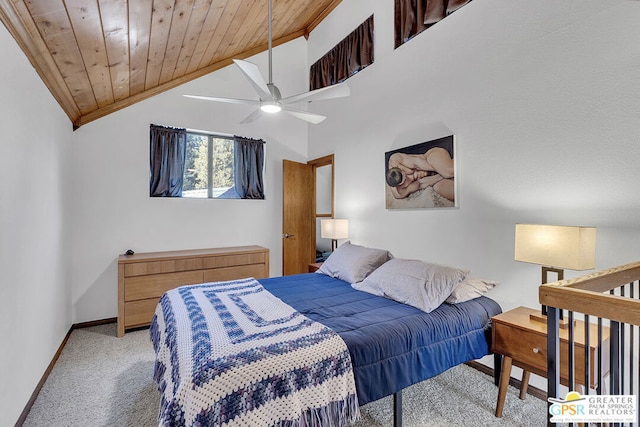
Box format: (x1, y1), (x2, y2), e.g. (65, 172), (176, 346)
(22, 323), (547, 426)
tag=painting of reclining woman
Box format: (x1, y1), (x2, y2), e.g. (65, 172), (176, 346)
(385, 135), (456, 209)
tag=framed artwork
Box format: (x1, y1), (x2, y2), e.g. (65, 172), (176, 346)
(385, 135), (457, 209)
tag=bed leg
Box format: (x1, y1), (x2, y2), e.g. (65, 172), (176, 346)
(393, 390), (402, 427)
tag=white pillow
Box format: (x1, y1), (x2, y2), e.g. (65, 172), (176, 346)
(352, 258), (468, 313)
(446, 277), (497, 304)
(317, 241), (393, 284)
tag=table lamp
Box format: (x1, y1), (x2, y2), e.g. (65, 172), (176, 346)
(321, 219), (349, 251)
(514, 224), (596, 325)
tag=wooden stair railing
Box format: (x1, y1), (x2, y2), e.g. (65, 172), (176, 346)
(539, 261), (640, 427)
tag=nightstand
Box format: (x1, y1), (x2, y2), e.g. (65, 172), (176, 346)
(308, 262), (323, 272)
(491, 306), (610, 417)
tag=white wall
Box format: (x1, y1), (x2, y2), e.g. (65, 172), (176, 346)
(309, 0), (640, 308)
(308, 0), (640, 383)
(0, 24), (73, 425)
(68, 38), (310, 322)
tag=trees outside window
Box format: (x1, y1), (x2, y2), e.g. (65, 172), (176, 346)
(183, 132), (239, 199)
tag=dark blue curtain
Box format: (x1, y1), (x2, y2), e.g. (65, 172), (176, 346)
(394, 0), (472, 48)
(149, 124), (187, 197)
(310, 15), (374, 90)
(234, 136), (265, 199)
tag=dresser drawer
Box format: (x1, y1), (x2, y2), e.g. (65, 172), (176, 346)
(202, 252), (266, 269)
(203, 264), (267, 282)
(124, 298), (160, 328)
(124, 271), (203, 301)
(124, 258), (204, 277)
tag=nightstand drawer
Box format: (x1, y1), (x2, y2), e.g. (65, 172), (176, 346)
(494, 322), (546, 373)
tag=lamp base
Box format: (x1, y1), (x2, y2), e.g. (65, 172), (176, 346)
(529, 313), (572, 329)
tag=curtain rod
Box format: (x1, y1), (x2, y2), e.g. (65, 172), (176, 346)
(186, 128), (234, 137)
(186, 128), (265, 143)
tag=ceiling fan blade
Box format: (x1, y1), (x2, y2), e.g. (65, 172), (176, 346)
(240, 109), (265, 124)
(183, 94), (260, 106)
(282, 106), (327, 124)
(233, 59), (273, 100)
(282, 82), (350, 105)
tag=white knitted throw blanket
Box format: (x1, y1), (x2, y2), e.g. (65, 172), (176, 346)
(151, 278), (360, 427)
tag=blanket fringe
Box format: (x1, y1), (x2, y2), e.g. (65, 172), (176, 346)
(272, 393), (360, 427)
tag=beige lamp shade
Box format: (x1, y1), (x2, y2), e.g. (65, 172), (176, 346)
(514, 224), (596, 270)
(321, 219), (349, 240)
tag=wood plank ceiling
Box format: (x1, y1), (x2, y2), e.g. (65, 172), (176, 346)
(0, 0), (342, 128)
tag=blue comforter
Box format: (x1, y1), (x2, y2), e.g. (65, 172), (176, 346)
(259, 273), (502, 405)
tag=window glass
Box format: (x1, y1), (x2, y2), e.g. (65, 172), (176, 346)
(183, 132), (239, 199)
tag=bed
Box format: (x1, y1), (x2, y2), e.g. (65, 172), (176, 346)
(151, 242), (502, 427)
(261, 272), (501, 406)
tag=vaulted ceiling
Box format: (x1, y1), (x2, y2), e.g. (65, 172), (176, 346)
(0, 0), (342, 128)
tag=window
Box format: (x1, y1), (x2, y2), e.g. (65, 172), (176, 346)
(149, 124), (265, 199)
(182, 132), (240, 199)
(394, 0), (472, 49)
(309, 15), (374, 91)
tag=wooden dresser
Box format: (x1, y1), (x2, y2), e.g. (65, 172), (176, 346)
(117, 245), (269, 337)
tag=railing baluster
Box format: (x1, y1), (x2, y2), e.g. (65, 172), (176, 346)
(584, 314), (590, 396)
(629, 280), (640, 425)
(596, 317), (603, 427)
(597, 317), (603, 395)
(631, 283), (635, 398)
(547, 306), (560, 427)
(569, 310), (575, 391)
(610, 320), (621, 395)
(620, 285), (627, 394)
(609, 320), (622, 427)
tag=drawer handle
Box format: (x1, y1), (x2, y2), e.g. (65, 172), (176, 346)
(533, 347), (540, 354)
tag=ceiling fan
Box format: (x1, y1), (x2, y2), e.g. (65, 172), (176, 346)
(184, 0), (349, 124)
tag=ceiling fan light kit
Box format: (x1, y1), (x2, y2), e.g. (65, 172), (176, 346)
(184, 0), (348, 124)
(260, 102), (282, 114)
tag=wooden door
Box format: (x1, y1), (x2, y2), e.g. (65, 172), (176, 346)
(282, 160), (314, 275)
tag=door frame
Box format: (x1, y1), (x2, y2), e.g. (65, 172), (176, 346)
(308, 154), (335, 255)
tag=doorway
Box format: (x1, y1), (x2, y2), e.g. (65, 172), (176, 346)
(309, 155), (335, 263)
(282, 154), (335, 275)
